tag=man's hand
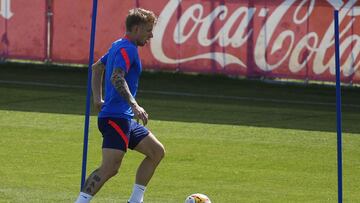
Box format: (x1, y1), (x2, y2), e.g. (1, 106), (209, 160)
(93, 99), (104, 112)
(131, 103), (148, 126)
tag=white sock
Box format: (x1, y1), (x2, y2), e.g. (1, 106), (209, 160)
(128, 184), (146, 203)
(75, 192), (93, 203)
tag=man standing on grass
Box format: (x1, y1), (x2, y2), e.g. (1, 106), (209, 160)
(75, 8), (165, 203)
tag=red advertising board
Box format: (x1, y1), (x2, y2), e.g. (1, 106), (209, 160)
(137, 0), (360, 83)
(0, 0), (46, 60)
(5, 0), (360, 83)
(51, 0), (136, 63)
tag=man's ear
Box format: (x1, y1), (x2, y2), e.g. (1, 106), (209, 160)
(128, 25), (136, 34)
(132, 25), (140, 34)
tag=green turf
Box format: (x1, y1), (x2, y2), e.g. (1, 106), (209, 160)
(0, 111), (359, 202)
(0, 62), (360, 202)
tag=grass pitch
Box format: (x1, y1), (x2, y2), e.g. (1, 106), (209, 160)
(0, 62), (359, 202)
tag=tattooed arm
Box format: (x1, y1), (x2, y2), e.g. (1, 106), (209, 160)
(91, 59), (105, 112)
(111, 68), (148, 125)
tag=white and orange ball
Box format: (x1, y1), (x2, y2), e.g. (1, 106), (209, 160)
(185, 193), (211, 203)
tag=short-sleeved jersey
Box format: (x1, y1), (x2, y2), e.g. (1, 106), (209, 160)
(98, 37), (142, 119)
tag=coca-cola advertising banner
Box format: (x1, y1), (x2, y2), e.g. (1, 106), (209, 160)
(2, 0), (360, 83)
(148, 0), (360, 83)
(0, 0), (47, 60)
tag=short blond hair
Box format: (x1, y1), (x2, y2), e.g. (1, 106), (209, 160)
(126, 8), (157, 31)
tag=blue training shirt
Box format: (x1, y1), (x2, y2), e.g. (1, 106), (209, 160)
(98, 37), (142, 119)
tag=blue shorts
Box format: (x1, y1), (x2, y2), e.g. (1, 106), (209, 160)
(98, 117), (149, 152)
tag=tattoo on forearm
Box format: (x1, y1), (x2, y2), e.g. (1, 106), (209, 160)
(82, 169), (101, 194)
(111, 69), (136, 106)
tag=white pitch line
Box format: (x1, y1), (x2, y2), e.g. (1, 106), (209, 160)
(0, 79), (359, 108)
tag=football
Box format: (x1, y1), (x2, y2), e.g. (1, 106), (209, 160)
(185, 193), (211, 203)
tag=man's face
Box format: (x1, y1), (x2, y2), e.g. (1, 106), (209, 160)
(134, 23), (154, 46)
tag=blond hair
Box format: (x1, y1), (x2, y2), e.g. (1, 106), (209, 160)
(126, 8), (157, 31)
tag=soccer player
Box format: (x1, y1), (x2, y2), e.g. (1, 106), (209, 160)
(75, 8), (165, 203)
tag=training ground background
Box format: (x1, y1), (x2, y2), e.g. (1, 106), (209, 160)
(0, 62), (359, 202)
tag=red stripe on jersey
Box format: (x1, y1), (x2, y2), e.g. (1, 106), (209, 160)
(108, 120), (129, 148)
(120, 48), (131, 72)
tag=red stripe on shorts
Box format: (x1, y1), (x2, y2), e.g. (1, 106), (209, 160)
(108, 120), (129, 148)
(120, 48), (130, 72)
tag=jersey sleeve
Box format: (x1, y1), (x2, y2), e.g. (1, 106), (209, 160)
(113, 47), (136, 73)
(100, 52), (109, 64)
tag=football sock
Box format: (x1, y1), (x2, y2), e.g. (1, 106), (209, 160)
(75, 192), (93, 203)
(128, 184), (146, 203)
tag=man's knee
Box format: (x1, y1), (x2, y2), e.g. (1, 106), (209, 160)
(152, 143), (165, 163)
(101, 148), (124, 178)
(100, 158), (122, 178)
(136, 133), (165, 163)
(100, 164), (119, 178)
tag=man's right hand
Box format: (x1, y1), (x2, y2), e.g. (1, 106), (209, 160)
(94, 100), (104, 112)
(131, 103), (149, 126)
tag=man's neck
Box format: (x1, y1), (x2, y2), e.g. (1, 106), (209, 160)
(124, 32), (137, 45)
